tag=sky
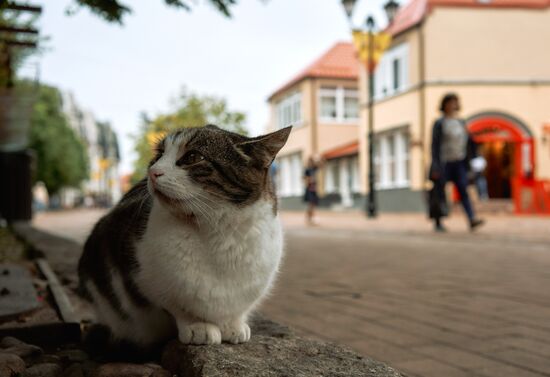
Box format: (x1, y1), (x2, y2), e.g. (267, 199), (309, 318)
(38, 0), (388, 174)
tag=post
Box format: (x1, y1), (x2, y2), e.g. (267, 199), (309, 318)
(366, 16), (377, 218)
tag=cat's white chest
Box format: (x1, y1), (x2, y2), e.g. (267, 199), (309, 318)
(134, 200), (283, 322)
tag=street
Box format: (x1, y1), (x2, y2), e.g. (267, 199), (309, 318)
(34, 209), (550, 377)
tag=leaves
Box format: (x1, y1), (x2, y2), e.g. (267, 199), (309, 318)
(71, 0), (241, 24)
(26, 83), (89, 194)
(130, 88), (247, 183)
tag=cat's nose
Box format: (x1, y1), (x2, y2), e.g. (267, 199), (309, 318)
(149, 169), (164, 182)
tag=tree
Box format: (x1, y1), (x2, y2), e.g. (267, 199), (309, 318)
(0, 7), (45, 88)
(27, 83), (89, 194)
(69, 0), (247, 24)
(131, 88), (247, 182)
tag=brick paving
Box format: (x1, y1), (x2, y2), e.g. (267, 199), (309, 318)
(33, 209), (550, 377)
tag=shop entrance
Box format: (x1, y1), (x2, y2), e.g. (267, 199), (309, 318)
(467, 113), (535, 203)
(477, 141), (515, 199)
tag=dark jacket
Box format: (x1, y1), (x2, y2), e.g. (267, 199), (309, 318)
(430, 117), (477, 180)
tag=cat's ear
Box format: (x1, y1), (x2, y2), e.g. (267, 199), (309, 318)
(235, 126), (292, 167)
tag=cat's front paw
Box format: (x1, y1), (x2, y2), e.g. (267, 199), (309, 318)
(221, 322), (251, 344)
(179, 322), (222, 345)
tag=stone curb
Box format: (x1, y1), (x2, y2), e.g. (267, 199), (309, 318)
(11, 223), (405, 377)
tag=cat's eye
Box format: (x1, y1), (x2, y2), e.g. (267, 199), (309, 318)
(177, 151), (205, 167)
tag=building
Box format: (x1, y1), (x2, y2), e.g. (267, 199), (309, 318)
(267, 43), (362, 209)
(356, 0), (550, 214)
(61, 91), (121, 206)
(268, 0), (550, 214)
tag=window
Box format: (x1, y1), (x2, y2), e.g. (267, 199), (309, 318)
(276, 153), (303, 197)
(392, 58), (401, 91)
(344, 95), (359, 119)
(319, 86), (359, 122)
(324, 160), (340, 194)
(374, 128), (410, 189)
(374, 43), (409, 99)
(277, 92), (302, 129)
(320, 90), (337, 118)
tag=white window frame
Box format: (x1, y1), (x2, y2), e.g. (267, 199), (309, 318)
(318, 86), (359, 123)
(374, 128), (410, 190)
(374, 43), (409, 100)
(276, 92), (302, 129)
(276, 153), (303, 197)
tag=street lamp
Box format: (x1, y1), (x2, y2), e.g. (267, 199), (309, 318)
(384, 0), (400, 24)
(341, 1), (388, 218)
(341, 0), (357, 20)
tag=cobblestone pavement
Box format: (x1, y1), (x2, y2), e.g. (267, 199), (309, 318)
(33, 209), (550, 377)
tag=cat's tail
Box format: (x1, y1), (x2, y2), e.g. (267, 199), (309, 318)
(82, 324), (164, 363)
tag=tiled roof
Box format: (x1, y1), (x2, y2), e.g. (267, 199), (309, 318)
(388, 0), (550, 36)
(268, 42), (359, 101)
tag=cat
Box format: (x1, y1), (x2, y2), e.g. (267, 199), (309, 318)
(78, 124), (292, 347)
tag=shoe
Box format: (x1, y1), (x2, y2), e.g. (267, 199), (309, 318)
(470, 218), (485, 231)
(434, 224), (447, 233)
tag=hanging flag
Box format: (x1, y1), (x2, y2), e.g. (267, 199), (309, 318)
(352, 30), (392, 72)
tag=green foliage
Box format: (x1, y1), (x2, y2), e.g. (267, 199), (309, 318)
(131, 88), (247, 183)
(71, 0), (241, 24)
(27, 84), (89, 194)
(0, 7), (48, 87)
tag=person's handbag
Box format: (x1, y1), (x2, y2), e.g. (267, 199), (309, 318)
(426, 181), (448, 219)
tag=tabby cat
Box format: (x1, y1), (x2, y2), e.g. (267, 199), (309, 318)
(78, 125), (291, 347)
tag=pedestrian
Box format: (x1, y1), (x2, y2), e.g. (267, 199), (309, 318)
(470, 155), (489, 201)
(430, 93), (485, 232)
(304, 156), (322, 226)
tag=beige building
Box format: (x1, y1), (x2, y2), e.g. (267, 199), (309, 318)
(268, 0), (550, 214)
(267, 43), (363, 209)
(357, 0), (550, 213)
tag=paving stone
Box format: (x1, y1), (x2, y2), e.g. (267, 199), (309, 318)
(20, 363), (62, 377)
(62, 363), (85, 377)
(394, 358), (481, 377)
(57, 349), (89, 363)
(93, 363), (162, 377)
(491, 348), (550, 375)
(0, 337), (43, 359)
(0, 352), (26, 377)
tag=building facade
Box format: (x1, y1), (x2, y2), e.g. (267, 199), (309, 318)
(357, 0), (550, 213)
(61, 91), (121, 206)
(267, 0), (550, 214)
(267, 43), (362, 209)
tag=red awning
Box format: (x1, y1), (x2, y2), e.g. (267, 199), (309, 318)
(323, 141), (359, 160)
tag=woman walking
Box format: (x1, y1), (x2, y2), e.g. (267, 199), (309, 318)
(430, 93), (485, 232)
(304, 156), (322, 226)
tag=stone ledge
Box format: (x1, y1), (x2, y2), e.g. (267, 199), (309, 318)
(12, 224), (404, 377)
(162, 316), (404, 377)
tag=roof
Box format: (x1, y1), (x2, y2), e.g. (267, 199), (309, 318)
(268, 42), (359, 101)
(388, 0), (550, 36)
(323, 141), (359, 160)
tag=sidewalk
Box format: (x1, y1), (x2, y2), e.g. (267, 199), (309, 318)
(34, 208), (550, 245)
(280, 210), (550, 243)
(32, 208), (550, 377)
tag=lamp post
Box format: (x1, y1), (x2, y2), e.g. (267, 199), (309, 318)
(365, 15), (376, 218)
(341, 1), (379, 218)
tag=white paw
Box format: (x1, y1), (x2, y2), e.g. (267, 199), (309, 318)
(179, 322), (222, 345)
(222, 322), (251, 344)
